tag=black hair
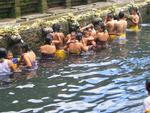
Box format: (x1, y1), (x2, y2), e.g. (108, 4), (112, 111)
(0, 48), (7, 59)
(118, 11), (125, 19)
(146, 79), (150, 93)
(76, 32), (83, 41)
(52, 23), (61, 32)
(21, 43), (31, 52)
(107, 13), (114, 19)
(83, 29), (89, 35)
(92, 18), (102, 27)
(45, 34), (53, 44)
(69, 26), (77, 33)
(99, 22), (106, 32)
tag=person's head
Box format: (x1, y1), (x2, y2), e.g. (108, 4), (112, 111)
(45, 34), (53, 44)
(69, 24), (78, 34)
(83, 29), (89, 37)
(52, 23), (61, 32)
(21, 43), (31, 53)
(97, 22), (105, 32)
(118, 11), (125, 19)
(130, 7), (138, 15)
(146, 79), (150, 94)
(107, 13), (114, 21)
(76, 32), (83, 41)
(0, 48), (7, 59)
(92, 18), (102, 27)
(7, 50), (13, 60)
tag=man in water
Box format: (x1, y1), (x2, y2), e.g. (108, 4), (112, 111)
(114, 11), (127, 45)
(105, 13), (117, 41)
(64, 32), (88, 55)
(95, 22), (109, 50)
(40, 34), (56, 58)
(128, 7), (140, 32)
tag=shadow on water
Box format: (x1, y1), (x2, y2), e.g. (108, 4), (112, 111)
(1, 24), (150, 113)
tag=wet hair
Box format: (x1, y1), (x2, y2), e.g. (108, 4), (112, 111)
(52, 23), (61, 32)
(45, 34), (53, 44)
(76, 32), (83, 41)
(92, 18), (102, 27)
(118, 11), (125, 19)
(107, 13), (114, 19)
(98, 22), (106, 32)
(83, 29), (89, 35)
(0, 48), (7, 59)
(21, 43), (31, 52)
(146, 79), (150, 93)
(70, 26), (77, 33)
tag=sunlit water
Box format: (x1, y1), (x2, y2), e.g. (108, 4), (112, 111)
(1, 24), (150, 113)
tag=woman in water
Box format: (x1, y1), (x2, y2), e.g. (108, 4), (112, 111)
(0, 48), (15, 78)
(21, 44), (38, 71)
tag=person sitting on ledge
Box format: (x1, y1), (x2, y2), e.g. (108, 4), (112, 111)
(64, 32), (88, 55)
(40, 34), (56, 59)
(0, 48), (16, 77)
(144, 79), (150, 113)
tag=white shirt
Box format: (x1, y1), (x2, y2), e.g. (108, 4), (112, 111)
(144, 96), (150, 112)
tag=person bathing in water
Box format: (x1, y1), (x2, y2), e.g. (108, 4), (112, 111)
(21, 44), (38, 71)
(52, 23), (63, 50)
(128, 7), (140, 32)
(40, 34), (56, 59)
(114, 11), (127, 45)
(64, 32), (88, 55)
(0, 48), (16, 78)
(105, 13), (117, 41)
(95, 22), (109, 50)
(82, 29), (96, 50)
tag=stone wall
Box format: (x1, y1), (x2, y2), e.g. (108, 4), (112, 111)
(0, 0), (106, 18)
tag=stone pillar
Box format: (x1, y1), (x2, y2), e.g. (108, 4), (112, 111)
(39, 0), (48, 13)
(14, 0), (21, 18)
(66, 0), (71, 8)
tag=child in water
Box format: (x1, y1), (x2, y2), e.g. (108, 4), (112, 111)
(144, 79), (150, 113)
(6, 51), (20, 69)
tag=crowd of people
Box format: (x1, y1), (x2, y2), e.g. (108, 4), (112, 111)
(1, 6), (150, 113)
(0, 7), (140, 77)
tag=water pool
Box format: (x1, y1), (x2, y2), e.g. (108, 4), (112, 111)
(1, 23), (150, 113)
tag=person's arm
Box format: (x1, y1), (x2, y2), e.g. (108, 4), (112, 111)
(81, 43), (88, 52)
(7, 60), (16, 71)
(52, 34), (62, 45)
(23, 55), (32, 68)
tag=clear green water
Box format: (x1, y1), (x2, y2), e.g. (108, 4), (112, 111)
(1, 23), (150, 113)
